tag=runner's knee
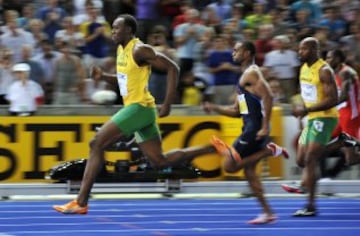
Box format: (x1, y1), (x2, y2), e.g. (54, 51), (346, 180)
(223, 160), (240, 173)
(89, 138), (96, 149)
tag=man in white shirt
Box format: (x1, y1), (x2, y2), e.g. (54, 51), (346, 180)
(6, 63), (44, 116)
(263, 35), (300, 103)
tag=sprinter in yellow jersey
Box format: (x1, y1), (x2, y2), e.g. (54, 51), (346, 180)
(282, 37), (338, 217)
(53, 14), (217, 214)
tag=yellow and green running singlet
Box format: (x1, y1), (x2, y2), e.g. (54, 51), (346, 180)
(116, 38), (155, 108)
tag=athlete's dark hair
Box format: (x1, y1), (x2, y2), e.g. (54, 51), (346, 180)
(332, 49), (346, 63)
(242, 41), (256, 57)
(118, 14), (137, 34)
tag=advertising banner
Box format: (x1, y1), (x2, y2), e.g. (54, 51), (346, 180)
(0, 109), (283, 182)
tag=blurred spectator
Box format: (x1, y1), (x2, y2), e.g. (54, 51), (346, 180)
(222, 3), (246, 33)
(201, 3), (222, 29)
(207, 0), (232, 21)
(192, 0), (213, 11)
(269, 6), (291, 36)
(53, 41), (86, 105)
(205, 0), (232, 22)
(158, 0), (182, 32)
(73, 0), (103, 19)
(274, 0), (292, 16)
(350, 7), (360, 28)
(27, 19), (49, 57)
(242, 28), (256, 42)
(181, 71), (207, 106)
(267, 77), (287, 105)
(19, 44), (45, 85)
(192, 26), (215, 97)
(54, 16), (85, 52)
(35, 0), (67, 43)
(135, 0), (162, 41)
(319, 5), (346, 42)
(6, 63), (44, 116)
(290, 9), (315, 41)
(222, 19), (244, 47)
(1, 0), (26, 14)
(207, 34), (240, 105)
(0, 49), (15, 105)
(289, 0), (322, 24)
(338, 0), (360, 24)
(173, 8), (207, 102)
(73, 0), (106, 27)
(263, 34), (300, 103)
(254, 24), (274, 66)
(79, 2), (112, 72)
(339, 23), (360, 72)
(171, 0), (193, 30)
(147, 25), (178, 104)
(313, 26), (338, 59)
(17, 3), (36, 31)
(0, 10), (36, 64)
(285, 28), (300, 51)
(244, 1), (272, 30)
(32, 39), (62, 104)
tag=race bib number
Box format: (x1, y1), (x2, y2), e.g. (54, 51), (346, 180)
(301, 83), (317, 103)
(117, 73), (128, 96)
(237, 94), (249, 114)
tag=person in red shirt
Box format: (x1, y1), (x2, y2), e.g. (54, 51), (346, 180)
(326, 49), (360, 164)
(171, 1), (193, 30)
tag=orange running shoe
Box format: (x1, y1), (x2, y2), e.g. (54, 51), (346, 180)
(211, 136), (241, 163)
(53, 200), (88, 214)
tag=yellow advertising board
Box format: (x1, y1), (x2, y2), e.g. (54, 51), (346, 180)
(0, 109), (283, 182)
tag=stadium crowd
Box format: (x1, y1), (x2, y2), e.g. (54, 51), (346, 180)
(0, 0), (360, 112)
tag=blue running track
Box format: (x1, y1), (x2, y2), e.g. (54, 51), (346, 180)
(1, 198), (360, 236)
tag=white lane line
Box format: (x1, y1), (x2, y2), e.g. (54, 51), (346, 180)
(2, 206), (360, 213)
(1, 201), (359, 207)
(3, 219), (360, 227)
(2, 212), (360, 220)
(4, 227), (360, 234)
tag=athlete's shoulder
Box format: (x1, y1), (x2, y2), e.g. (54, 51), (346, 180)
(133, 43), (157, 64)
(320, 62), (334, 75)
(243, 64), (260, 75)
(133, 42), (156, 54)
(343, 64), (357, 74)
(247, 64), (265, 78)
